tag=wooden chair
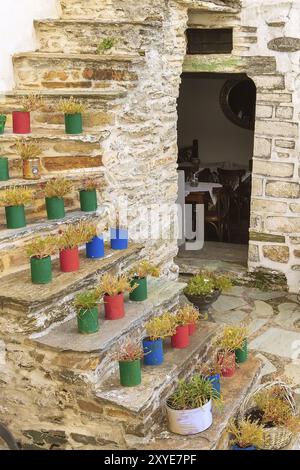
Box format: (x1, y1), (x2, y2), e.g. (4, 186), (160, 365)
(217, 168), (246, 224)
(205, 188), (231, 242)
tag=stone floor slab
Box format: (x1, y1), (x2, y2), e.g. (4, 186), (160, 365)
(246, 288), (286, 301)
(249, 327), (300, 359)
(255, 353), (277, 377)
(248, 318), (268, 336)
(212, 295), (249, 313)
(275, 303), (300, 329)
(251, 300), (274, 318)
(211, 309), (248, 326)
(283, 363), (300, 386)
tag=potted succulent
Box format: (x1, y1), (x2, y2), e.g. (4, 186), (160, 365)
(96, 273), (135, 320)
(79, 178), (98, 212)
(128, 260), (160, 302)
(26, 236), (58, 284)
(0, 187), (34, 229)
(184, 271), (232, 311)
(177, 305), (203, 336)
(85, 222), (105, 259)
(12, 95), (43, 134)
(0, 114), (7, 134)
(110, 212), (128, 250)
(74, 289), (100, 334)
(57, 221), (90, 272)
(228, 418), (265, 450)
(0, 156), (9, 181)
(171, 309), (193, 350)
(143, 312), (176, 366)
(44, 178), (73, 220)
(116, 340), (144, 387)
(58, 96), (85, 135)
(227, 325), (248, 364)
(16, 140), (42, 180)
(217, 326), (248, 377)
(166, 375), (222, 435)
(199, 360), (223, 396)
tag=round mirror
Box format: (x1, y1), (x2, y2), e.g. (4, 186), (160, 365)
(220, 78), (256, 130)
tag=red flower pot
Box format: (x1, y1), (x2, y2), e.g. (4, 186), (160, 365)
(12, 111), (31, 134)
(59, 247), (80, 272)
(188, 323), (197, 336)
(217, 351), (236, 378)
(171, 325), (190, 349)
(104, 293), (125, 320)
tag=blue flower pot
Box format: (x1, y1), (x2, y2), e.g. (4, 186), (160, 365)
(86, 236), (104, 259)
(231, 445), (256, 451)
(143, 338), (164, 366)
(207, 374), (221, 395)
(110, 228), (128, 250)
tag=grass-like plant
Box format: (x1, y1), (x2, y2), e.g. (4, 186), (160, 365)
(96, 273), (135, 297)
(19, 94), (44, 112)
(44, 178), (73, 198)
(16, 140), (41, 160)
(176, 305), (206, 325)
(145, 312), (177, 341)
(117, 340), (144, 362)
(167, 375), (223, 411)
(58, 96), (85, 115)
(0, 187), (34, 207)
(73, 289), (99, 313)
(81, 178), (98, 192)
(26, 236), (58, 259)
(97, 37), (116, 53)
(129, 260), (160, 279)
(198, 359), (222, 377)
(227, 418), (265, 448)
(217, 325), (248, 352)
(57, 221), (95, 250)
(184, 271), (232, 297)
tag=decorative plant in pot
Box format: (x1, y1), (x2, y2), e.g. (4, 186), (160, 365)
(178, 304), (204, 336)
(96, 273), (135, 320)
(58, 97), (85, 135)
(116, 340), (144, 387)
(44, 178), (73, 220)
(57, 221), (90, 273)
(13, 94), (43, 134)
(84, 221), (105, 260)
(79, 178), (98, 212)
(143, 312), (176, 366)
(74, 289), (100, 335)
(184, 271), (232, 311)
(166, 375), (223, 435)
(26, 236), (58, 285)
(0, 114), (7, 135)
(227, 418), (265, 450)
(170, 308), (200, 350)
(128, 260), (160, 302)
(216, 325), (248, 377)
(198, 358), (223, 396)
(0, 187), (34, 229)
(0, 155), (9, 182)
(110, 211), (128, 250)
(16, 139), (42, 180)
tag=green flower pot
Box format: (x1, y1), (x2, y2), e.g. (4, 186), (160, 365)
(30, 256), (52, 284)
(119, 359), (142, 387)
(64, 113), (83, 135)
(77, 307), (99, 334)
(129, 277), (148, 302)
(80, 189), (97, 212)
(0, 115), (6, 135)
(235, 339), (248, 364)
(5, 205), (26, 229)
(45, 197), (65, 220)
(0, 157), (9, 181)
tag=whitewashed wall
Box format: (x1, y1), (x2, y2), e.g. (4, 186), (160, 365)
(0, 0), (59, 92)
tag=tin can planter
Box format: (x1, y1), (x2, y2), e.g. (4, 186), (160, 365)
(22, 159), (41, 180)
(119, 359), (141, 387)
(45, 197), (65, 220)
(0, 115), (7, 134)
(30, 256), (52, 285)
(217, 351), (236, 378)
(110, 228), (128, 250)
(143, 338), (164, 366)
(59, 247), (80, 272)
(64, 113), (83, 135)
(129, 277), (147, 302)
(166, 399), (212, 435)
(235, 339), (248, 364)
(80, 189), (97, 212)
(207, 374), (221, 395)
(5, 205), (26, 229)
(0, 157), (9, 181)
(171, 325), (190, 349)
(12, 111), (31, 134)
(231, 445), (256, 451)
(188, 323), (197, 336)
(77, 307), (99, 334)
(104, 293), (125, 320)
(86, 236), (104, 259)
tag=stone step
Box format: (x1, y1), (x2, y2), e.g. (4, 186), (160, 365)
(0, 130), (103, 177)
(94, 321), (221, 440)
(0, 167), (104, 227)
(2, 89), (126, 132)
(0, 243), (142, 332)
(35, 19), (160, 55)
(0, 208), (106, 278)
(13, 52), (142, 90)
(32, 279), (186, 382)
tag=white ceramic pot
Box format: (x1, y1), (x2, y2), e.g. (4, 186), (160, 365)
(166, 399), (212, 435)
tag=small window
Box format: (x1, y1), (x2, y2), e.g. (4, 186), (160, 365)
(186, 28), (233, 55)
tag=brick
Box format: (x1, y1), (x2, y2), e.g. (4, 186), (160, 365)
(255, 120), (298, 137)
(253, 160), (294, 178)
(275, 139), (295, 149)
(256, 105), (273, 119)
(253, 137), (271, 158)
(265, 217), (300, 233)
(266, 181), (300, 199)
(251, 198), (287, 213)
(263, 245), (289, 263)
(251, 177), (263, 197)
(275, 106), (294, 120)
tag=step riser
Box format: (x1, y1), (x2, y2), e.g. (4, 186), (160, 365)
(13, 56), (138, 91)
